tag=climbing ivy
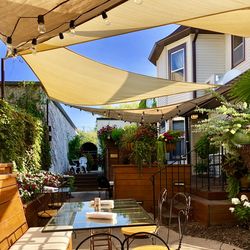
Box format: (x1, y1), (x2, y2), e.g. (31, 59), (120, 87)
(0, 82), (51, 171)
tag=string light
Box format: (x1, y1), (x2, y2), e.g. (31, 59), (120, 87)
(101, 11), (111, 25)
(31, 38), (37, 54)
(12, 48), (17, 58)
(59, 32), (64, 39)
(37, 15), (46, 34)
(6, 37), (13, 56)
(69, 20), (76, 34)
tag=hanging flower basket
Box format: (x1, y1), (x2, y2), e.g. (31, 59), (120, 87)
(165, 143), (176, 152)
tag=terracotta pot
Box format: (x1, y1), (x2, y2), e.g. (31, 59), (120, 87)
(165, 143), (176, 152)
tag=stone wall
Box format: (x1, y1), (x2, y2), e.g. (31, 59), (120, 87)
(49, 101), (76, 173)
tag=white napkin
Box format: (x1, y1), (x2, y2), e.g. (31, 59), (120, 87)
(86, 212), (117, 220)
(90, 200), (114, 208)
(43, 186), (59, 193)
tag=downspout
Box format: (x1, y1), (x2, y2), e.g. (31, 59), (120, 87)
(192, 29), (199, 97)
(186, 29), (199, 164)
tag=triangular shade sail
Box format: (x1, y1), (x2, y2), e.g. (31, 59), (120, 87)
(74, 85), (231, 123)
(22, 48), (215, 106)
(1, 0), (250, 54)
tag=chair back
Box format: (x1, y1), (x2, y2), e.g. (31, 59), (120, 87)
(75, 232), (123, 250)
(157, 188), (168, 227)
(122, 232), (170, 250)
(167, 192), (191, 250)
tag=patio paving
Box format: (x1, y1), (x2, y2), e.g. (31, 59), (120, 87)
(69, 192), (243, 250)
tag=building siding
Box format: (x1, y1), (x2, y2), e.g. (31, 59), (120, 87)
(225, 35), (250, 74)
(196, 34), (226, 83)
(156, 36), (193, 106)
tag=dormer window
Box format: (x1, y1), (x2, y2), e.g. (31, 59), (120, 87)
(168, 44), (186, 81)
(232, 36), (245, 68)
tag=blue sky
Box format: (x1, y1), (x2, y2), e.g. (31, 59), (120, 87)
(0, 24), (178, 130)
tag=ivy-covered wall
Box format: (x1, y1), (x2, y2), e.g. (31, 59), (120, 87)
(0, 99), (48, 171)
(2, 82), (76, 173)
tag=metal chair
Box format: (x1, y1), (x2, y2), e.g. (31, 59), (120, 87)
(166, 192), (191, 250)
(121, 188), (168, 249)
(122, 232), (170, 250)
(75, 232), (123, 250)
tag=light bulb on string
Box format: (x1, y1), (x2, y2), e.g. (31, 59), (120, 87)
(37, 15), (46, 34)
(69, 20), (76, 35)
(12, 48), (18, 59)
(31, 38), (37, 55)
(6, 37), (13, 57)
(59, 33), (64, 39)
(101, 11), (111, 26)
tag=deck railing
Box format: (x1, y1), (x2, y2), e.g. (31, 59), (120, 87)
(151, 147), (226, 218)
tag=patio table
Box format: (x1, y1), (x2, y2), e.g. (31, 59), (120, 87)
(42, 199), (155, 233)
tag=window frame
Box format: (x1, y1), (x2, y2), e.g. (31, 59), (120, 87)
(168, 43), (186, 81)
(231, 35), (245, 68)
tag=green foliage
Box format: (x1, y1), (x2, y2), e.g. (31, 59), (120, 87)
(226, 176), (240, 199)
(111, 127), (124, 145)
(86, 153), (95, 170)
(230, 70), (250, 104)
(193, 93), (250, 154)
(156, 140), (166, 165)
(68, 135), (81, 162)
(121, 125), (137, 146)
(78, 130), (98, 145)
(131, 140), (153, 170)
(195, 134), (219, 159)
(0, 99), (47, 171)
(194, 161), (208, 174)
(230, 195), (250, 228)
(139, 99), (147, 108)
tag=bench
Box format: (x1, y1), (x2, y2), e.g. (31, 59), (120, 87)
(0, 163), (72, 250)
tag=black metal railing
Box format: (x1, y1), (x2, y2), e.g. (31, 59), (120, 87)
(151, 147), (226, 218)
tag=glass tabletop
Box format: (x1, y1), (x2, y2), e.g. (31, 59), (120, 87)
(43, 199), (155, 232)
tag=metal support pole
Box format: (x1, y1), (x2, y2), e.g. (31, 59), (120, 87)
(1, 58), (5, 99)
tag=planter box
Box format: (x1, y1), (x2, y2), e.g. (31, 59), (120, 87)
(23, 193), (50, 227)
(113, 164), (191, 212)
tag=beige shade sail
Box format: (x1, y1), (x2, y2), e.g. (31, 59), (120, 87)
(74, 85), (231, 123)
(22, 48), (215, 106)
(1, 0), (250, 55)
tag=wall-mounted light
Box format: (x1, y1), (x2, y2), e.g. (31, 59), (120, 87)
(191, 114), (199, 120)
(101, 11), (111, 25)
(37, 15), (46, 33)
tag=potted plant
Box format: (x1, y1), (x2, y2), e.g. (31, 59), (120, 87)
(158, 130), (182, 152)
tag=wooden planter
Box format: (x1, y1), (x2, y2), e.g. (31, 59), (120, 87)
(23, 193), (50, 227)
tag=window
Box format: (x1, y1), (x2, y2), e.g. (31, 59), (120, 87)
(168, 44), (186, 81)
(232, 36), (245, 68)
